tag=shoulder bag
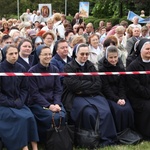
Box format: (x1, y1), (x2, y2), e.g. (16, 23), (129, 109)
(117, 128), (142, 145)
(75, 104), (101, 149)
(46, 112), (74, 150)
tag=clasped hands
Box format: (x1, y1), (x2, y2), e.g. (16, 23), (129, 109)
(117, 99), (126, 106)
(49, 104), (61, 112)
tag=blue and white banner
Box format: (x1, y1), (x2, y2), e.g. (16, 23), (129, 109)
(127, 11), (144, 23)
(127, 10), (150, 24)
(139, 16), (150, 23)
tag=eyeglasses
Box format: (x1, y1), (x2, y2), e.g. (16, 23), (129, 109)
(80, 53), (89, 56)
(40, 53), (52, 57)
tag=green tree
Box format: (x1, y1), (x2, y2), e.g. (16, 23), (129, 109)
(0, 0), (150, 19)
(91, 0), (129, 18)
(0, 0), (17, 18)
(90, 0), (150, 18)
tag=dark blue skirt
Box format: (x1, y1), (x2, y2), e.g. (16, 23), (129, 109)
(29, 104), (66, 141)
(107, 99), (134, 132)
(70, 95), (117, 146)
(0, 105), (39, 150)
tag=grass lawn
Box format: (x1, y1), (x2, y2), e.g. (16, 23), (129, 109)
(100, 141), (150, 150)
(36, 141), (150, 150)
(2, 141), (150, 149)
(77, 141), (150, 150)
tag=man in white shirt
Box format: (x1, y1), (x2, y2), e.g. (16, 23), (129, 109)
(20, 9), (32, 22)
(128, 16), (142, 29)
(30, 10), (37, 23)
(34, 10), (44, 23)
(53, 13), (65, 40)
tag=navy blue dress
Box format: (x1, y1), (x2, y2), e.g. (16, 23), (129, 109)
(0, 60), (39, 150)
(126, 56), (150, 138)
(63, 59), (117, 146)
(99, 58), (134, 133)
(28, 62), (66, 141)
(17, 55), (34, 71)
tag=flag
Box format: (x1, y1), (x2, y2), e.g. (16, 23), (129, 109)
(127, 10), (144, 23)
(139, 16), (150, 23)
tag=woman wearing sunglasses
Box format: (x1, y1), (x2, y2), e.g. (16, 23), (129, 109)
(62, 43), (117, 147)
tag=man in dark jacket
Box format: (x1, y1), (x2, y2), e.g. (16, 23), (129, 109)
(51, 39), (72, 85)
(71, 12), (83, 27)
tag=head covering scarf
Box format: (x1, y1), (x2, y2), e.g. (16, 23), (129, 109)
(135, 38), (150, 55)
(31, 44), (47, 66)
(1, 44), (10, 62)
(105, 45), (118, 59)
(72, 43), (84, 59)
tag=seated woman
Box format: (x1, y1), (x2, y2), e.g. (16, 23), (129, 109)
(28, 45), (66, 142)
(0, 45), (38, 150)
(62, 43), (117, 146)
(126, 38), (150, 139)
(98, 45), (134, 133)
(17, 38), (34, 71)
(98, 35), (123, 69)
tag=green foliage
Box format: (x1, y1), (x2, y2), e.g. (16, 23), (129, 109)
(83, 16), (121, 30)
(0, 0), (150, 20)
(119, 16), (132, 25)
(92, 0), (114, 18)
(66, 15), (73, 23)
(84, 16), (96, 24)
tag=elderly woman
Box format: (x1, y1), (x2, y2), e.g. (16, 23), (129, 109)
(0, 45), (38, 150)
(99, 45), (134, 133)
(28, 45), (66, 142)
(9, 29), (21, 39)
(62, 43), (117, 147)
(114, 25), (128, 66)
(42, 31), (55, 55)
(88, 33), (104, 70)
(126, 38), (150, 139)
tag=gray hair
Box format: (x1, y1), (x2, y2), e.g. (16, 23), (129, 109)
(105, 45), (118, 58)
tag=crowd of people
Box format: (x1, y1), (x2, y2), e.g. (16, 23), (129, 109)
(0, 8), (150, 149)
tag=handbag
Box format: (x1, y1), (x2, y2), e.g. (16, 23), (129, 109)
(117, 128), (142, 145)
(75, 104), (101, 149)
(46, 112), (74, 150)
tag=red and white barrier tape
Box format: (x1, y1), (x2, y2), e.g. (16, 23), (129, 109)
(0, 71), (150, 76)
